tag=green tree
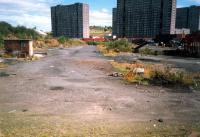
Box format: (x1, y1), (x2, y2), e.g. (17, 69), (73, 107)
(0, 21), (41, 40)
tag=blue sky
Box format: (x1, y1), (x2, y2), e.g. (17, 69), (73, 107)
(0, 0), (199, 32)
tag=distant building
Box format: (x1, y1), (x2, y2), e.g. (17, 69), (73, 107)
(176, 7), (189, 29)
(112, 8), (117, 36)
(114, 0), (176, 38)
(175, 28), (190, 35)
(51, 3), (89, 38)
(176, 6), (200, 33)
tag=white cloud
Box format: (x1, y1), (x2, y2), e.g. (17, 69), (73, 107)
(0, 0), (57, 31)
(0, 14), (50, 31)
(193, 0), (200, 3)
(0, 0), (112, 32)
(90, 8), (112, 26)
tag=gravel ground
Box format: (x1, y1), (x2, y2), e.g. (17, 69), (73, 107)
(0, 46), (200, 136)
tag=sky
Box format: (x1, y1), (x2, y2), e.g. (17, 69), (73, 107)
(0, 0), (200, 32)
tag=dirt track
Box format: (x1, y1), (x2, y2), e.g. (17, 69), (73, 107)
(0, 46), (200, 136)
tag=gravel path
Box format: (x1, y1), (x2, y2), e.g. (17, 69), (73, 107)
(0, 46), (200, 136)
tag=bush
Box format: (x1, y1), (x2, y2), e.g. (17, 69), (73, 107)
(87, 41), (98, 46)
(0, 22), (13, 36)
(105, 39), (132, 52)
(111, 61), (199, 87)
(58, 36), (69, 44)
(14, 26), (40, 39)
(0, 22), (41, 40)
(67, 39), (86, 46)
(139, 48), (155, 55)
(0, 35), (4, 49)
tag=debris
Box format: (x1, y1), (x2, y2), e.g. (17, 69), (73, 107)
(189, 86), (194, 91)
(50, 66), (55, 68)
(8, 110), (16, 113)
(33, 54), (44, 58)
(133, 68), (145, 74)
(67, 70), (76, 74)
(157, 118), (164, 123)
(0, 72), (10, 77)
(108, 72), (123, 77)
(50, 86), (65, 91)
(59, 44), (64, 49)
(22, 109), (28, 112)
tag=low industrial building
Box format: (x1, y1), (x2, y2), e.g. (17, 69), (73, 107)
(175, 28), (190, 35)
(4, 39), (33, 57)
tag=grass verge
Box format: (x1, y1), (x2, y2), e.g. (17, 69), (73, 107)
(97, 45), (119, 56)
(97, 39), (135, 57)
(139, 48), (160, 56)
(0, 113), (199, 137)
(110, 61), (200, 88)
(34, 37), (86, 49)
(105, 39), (132, 52)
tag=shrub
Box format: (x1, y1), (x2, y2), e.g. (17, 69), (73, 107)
(111, 61), (198, 87)
(15, 26), (40, 39)
(58, 36), (69, 44)
(105, 39), (132, 52)
(139, 48), (155, 55)
(0, 36), (3, 50)
(0, 22), (41, 40)
(87, 41), (98, 46)
(67, 39), (85, 46)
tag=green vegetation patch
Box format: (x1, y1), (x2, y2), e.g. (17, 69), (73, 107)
(111, 61), (200, 89)
(87, 41), (98, 46)
(0, 72), (10, 77)
(0, 22), (41, 40)
(0, 35), (4, 50)
(105, 39), (132, 52)
(58, 36), (69, 44)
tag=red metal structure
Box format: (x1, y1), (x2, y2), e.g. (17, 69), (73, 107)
(183, 32), (200, 57)
(82, 38), (105, 42)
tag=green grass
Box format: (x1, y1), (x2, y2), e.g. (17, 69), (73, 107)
(0, 44), (3, 50)
(0, 22), (41, 40)
(139, 48), (157, 55)
(87, 41), (98, 46)
(58, 36), (69, 44)
(111, 61), (200, 88)
(105, 39), (132, 52)
(0, 35), (4, 50)
(0, 113), (198, 137)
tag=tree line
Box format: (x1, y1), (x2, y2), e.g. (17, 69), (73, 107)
(0, 22), (41, 47)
